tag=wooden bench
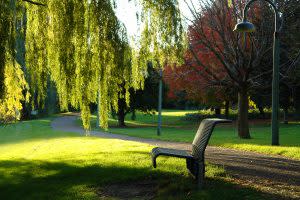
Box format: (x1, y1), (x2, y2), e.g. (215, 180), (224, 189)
(151, 118), (231, 188)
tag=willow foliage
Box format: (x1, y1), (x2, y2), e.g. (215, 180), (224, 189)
(1, 0), (185, 129)
(26, 0), (48, 108)
(0, 1), (11, 97)
(0, 51), (29, 122)
(45, 0), (134, 129)
(130, 0), (185, 90)
(0, 0), (29, 122)
(139, 0), (185, 67)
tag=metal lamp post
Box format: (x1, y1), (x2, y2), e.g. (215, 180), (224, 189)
(234, 0), (281, 145)
(157, 68), (163, 136)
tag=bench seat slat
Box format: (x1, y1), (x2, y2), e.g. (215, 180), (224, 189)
(151, 147), (193, 168)
(152, 147), (193, 159)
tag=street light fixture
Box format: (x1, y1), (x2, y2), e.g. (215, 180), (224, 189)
(234, 0), (281, 145)
(234, 20), (255, 33)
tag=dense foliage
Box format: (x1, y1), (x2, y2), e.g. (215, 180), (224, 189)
(115, 62), (166, 127)
(0, 0), (29, 123)
(0, 0), (184, 128)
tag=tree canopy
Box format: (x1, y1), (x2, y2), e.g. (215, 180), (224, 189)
(0, 0), (185, 128)
(164, 0), (300, 138)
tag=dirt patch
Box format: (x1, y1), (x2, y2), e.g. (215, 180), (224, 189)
(98, 179), (158, 200)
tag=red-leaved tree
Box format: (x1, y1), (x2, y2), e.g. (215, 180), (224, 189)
(167, 0), (277, 139)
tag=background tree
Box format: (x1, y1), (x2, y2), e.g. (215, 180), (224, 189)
(182, 0), (299, 138)
(116, 62), (164, 127)
(279, 0), (300, 119)
(164, 64), (228, 113)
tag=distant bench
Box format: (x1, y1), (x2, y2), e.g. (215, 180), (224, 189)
(151, 118), (231, 188)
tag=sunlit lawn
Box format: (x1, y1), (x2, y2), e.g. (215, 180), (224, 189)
(0, 118), (276, 199)
(85, 110), (300, 160)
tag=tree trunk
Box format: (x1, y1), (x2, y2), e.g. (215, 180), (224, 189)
(96, 87), (100, 128)
(258, 106), (265, 119)
(131, 109), (136, 120)
(238, 88), (250, 139)
(117, 98), (126, 127)
(294, 86), (300, 120)
(118, 111), (126, 127)
(283, 107), (288, 124)
(225, 100), (229, 119)
(215, 107), (221, 117)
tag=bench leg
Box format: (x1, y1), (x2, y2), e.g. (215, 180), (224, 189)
(196, 161), (205, 189)
(151, 153), (157, 168)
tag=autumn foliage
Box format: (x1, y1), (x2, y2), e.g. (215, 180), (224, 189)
(164, 6), (232, 106)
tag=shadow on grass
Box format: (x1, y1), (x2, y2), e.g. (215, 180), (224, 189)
(0, 159), (288, 200)
(208, 153), (300, 182)
(0, 119), (78, 146)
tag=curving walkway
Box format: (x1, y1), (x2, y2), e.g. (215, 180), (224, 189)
(52, 114), (300, 199)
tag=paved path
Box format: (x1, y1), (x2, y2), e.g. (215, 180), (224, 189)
(52, 115), (300, 199)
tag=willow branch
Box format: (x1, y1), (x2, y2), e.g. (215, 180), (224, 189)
(21, 0), (46, 6)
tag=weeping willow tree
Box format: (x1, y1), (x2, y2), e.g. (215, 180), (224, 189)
(0, 0), (29, 123)
(131, 1), (183, 92)
(1, 0), (185, 129)
(133, 0), (185, 72)
(112, 24), (134, 127)
(26, 0), (48, 110)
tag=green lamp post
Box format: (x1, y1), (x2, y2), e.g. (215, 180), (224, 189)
(157, 68), (163, 136)
(234, 0), (281, 145)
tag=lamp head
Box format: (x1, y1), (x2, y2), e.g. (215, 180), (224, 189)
(233, 20), (256, 32)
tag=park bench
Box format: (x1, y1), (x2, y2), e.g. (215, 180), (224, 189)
(151, 118), (231, 188)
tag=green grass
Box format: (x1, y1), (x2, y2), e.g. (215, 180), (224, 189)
(0, 118), (280, 199)
(84, 110), (300, 160)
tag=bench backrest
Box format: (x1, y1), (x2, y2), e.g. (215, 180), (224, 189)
(191, 118), (231, 159)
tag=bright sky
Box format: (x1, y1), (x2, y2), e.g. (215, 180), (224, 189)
(115, 0), (199, 38)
